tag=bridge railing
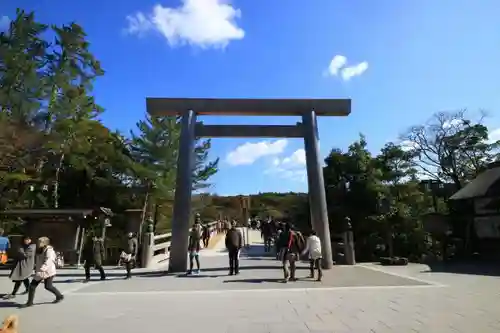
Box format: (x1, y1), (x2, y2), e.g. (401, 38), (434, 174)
(141, 221), (221, 268)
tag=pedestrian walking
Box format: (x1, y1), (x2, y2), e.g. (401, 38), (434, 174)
(225, 221), (243, 275)
(187, 220), (202, 274)
(21, 236), (64, 308)
(4, 235), (35, 299)
(301, 230), (323, 281)
(202, 223), (211, 248)
(261, 220), (273, 252)
(281, 223), (305, 283)
(121, 232), (138, 279)
(82, 234), (106, 282)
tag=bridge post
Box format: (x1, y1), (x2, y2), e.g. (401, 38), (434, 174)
(302, 110), (333, 269)
(141, 227), (154, 268)
(343, 230), (356, 265)
(169, 110), (197, 273)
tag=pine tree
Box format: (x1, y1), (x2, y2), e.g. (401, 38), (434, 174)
(130, 115), (219, 229)
(0, 9), (48, 124)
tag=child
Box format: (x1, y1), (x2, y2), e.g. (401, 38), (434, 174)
(301, 230), (323, 281)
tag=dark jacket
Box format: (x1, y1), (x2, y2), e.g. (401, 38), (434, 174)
(225, 228), (243, 250)
(283, 230), (301, 254)
(276, 231), (287, 250)
(83, 238), (105, 266)
(9, 244), (36, 281)
(261, 222), (273, 239)
(202, 225), (210, 238)
(126, 237), (138, 258)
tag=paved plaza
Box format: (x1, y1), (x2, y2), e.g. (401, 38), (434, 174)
(1, 230), (500, 332)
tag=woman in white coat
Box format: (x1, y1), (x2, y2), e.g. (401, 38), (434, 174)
(21, 236), (64, 308)
(301, 230), (323, 281)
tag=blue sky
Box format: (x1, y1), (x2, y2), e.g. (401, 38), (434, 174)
(2, 0), (500, 195)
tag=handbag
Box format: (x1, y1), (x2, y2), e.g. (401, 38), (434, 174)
(120, 251), (132, 262)
(0, 252), (8, 264)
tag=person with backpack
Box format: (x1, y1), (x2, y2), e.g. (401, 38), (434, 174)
(301, 230), (323, 281)
(187, 220), (202, 275)
(281, 223), (305, 283)
(225, 221), (243, 275)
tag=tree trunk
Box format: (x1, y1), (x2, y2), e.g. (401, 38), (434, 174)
(386, 228), (394, 257)
(53, 153), (65, 208)
(139, 188), (150, 241)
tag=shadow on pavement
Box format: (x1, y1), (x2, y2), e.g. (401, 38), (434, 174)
(422, 262), (500, 277)
(175, 273), (228, 278)
(241, 244), (275, 258)
(223, 278), (284, 284)
(0, 270), (163, 279)
(183, 265), (308, 273)
(137, 264), (308, 278)
(240, 257), (274, 261)
(0, 301), (20, 308)
(53, 278), (85, 284)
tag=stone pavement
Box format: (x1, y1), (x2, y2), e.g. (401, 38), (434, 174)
(1, 230), (500, 332)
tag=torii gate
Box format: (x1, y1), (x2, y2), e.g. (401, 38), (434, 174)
(146, 98), (351, 272)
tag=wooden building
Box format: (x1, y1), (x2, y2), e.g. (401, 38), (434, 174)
(0, 208), (113, 265)
(449, 162), (500, 258)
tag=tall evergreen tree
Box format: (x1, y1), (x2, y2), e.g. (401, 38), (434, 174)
(130, 115), (219, 229)
(0, 9), (48, 123)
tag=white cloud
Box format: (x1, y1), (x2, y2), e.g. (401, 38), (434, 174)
(443, 119), (463, 129)
(225, 139), (288, 166)
(400, 140), (417, 152)
(324, 54), (368, 81)
(0, 16), (10, 31)
(266, 149), (307, 182)
(341, 61), (369, 81)
(125, 0), (245, 49)
(274, 169), (307, 182)
(324, 55), (347, 77)
(279, 148), (306, 167)
(488, 127), (500, 144)
(125, 12), (153, 36)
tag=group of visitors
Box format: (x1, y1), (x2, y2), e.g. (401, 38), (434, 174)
(84, 231), (138, 281)
(2, 232), (64, 308)
(260, 219), (323, 282)
(187, 215), (243, 276)
(0, 212), (325, 308)
(1, 229), (139, 308)
(216, 219), (238, 234)
(191, 214), (324, 282)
